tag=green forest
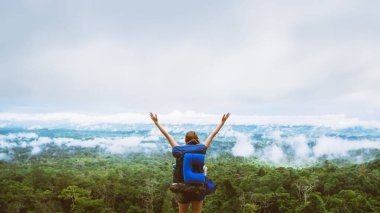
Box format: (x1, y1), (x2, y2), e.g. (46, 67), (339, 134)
(1, 148), (379, 213)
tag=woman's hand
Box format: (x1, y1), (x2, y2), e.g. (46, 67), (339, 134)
(221, 112), (230, 123)
(204, 112), (230, 148)
(150, 112), (158, 123)
(149, 112), (178, 147)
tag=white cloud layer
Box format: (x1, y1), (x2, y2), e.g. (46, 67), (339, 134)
(263, 146), (286, 165)
(1, 127), (379, 166)
(227, 130), (255, 157)
(1, 112), (380, 129)
(0, 132), (162, 160)
(0, 153), (11, 161)
(313, 137), (380, 158)
(0, 1), (380, 119)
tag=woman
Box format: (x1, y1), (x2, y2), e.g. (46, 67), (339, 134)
(150, 112), (230, 213)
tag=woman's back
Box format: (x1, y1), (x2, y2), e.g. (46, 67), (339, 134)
(149, 112), (230, 213)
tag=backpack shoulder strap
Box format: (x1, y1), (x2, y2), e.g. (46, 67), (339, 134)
(172, 144), (207, 158)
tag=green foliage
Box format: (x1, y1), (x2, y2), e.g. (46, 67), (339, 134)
(299, 193), (325, 213)
(59, 185), (91, 211)
(0, 151), (379, 213)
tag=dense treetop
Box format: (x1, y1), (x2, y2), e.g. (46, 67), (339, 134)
(0, 148), (379, 213)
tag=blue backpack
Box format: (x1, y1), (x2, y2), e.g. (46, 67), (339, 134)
(171, 144), (216, 194)
(172, 144), (207, 184)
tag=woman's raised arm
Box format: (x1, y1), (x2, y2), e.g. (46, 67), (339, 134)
(204, 113), (230, 148)
(150, 112), (178, 147)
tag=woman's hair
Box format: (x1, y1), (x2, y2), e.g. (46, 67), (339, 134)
(185, 131), (199, 145)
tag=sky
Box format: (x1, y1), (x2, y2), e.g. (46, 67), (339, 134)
(1, 0), (380, 120)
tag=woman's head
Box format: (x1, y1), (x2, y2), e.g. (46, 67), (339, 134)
(185, 131), (199, 145)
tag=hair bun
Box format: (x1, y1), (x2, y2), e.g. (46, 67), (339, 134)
(185, 131), (199, 144)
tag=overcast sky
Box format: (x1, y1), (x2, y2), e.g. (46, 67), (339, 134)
(1, 0), (380, 120)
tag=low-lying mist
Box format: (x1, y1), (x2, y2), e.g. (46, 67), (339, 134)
(1, 122), (379, 167)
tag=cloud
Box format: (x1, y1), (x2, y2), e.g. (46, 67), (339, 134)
(3, 133), (38, 141)
(53, 136), (160, 154)
(0, 1), (379, 118)
(286, 135), (311, 159)
(262, 145), (286, 165)
(1, 112), (380, 129)
(29, 137), (52, 155)
(1, 122), (380, 166)
(0, 153), (11, 161)
(229, 131), (255, 157)
(313, 136), (380, 158)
